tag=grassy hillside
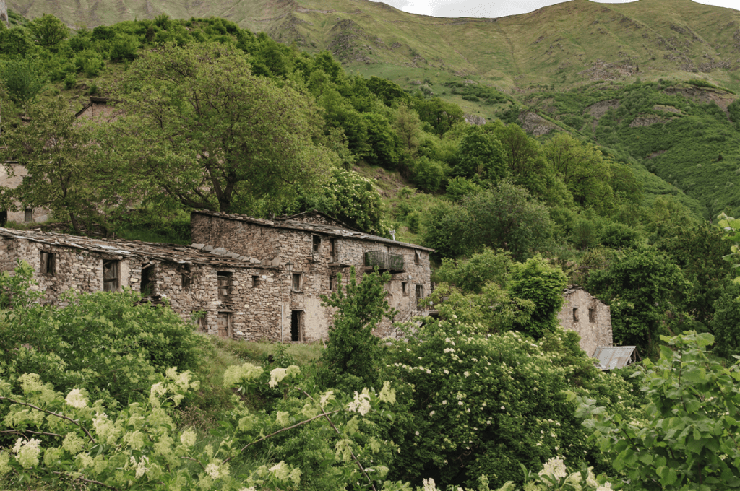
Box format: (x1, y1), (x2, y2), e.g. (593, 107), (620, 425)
(10, 0), (740, 93)
(516, 80), (740, 217)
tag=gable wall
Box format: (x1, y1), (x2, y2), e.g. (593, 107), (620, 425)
(558, 289), (613, 357)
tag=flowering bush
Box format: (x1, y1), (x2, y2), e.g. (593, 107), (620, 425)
(385, 317), (634, 489)
(0, 362), (412, 491)
(0, 261), (205, 408)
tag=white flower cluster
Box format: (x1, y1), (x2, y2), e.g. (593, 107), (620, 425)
(538, 456), (568, 480)
(65, 388), (88, 409)
(268, 365), (300, 388)
(12, 438), (41, 469)
(348, 389), (372, 415)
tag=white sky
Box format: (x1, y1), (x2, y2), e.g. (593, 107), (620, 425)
(370, 0), (739, 18)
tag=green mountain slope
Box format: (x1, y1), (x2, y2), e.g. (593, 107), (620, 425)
(10, 0), (740, 92)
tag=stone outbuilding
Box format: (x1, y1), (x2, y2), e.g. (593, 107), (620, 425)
(0, 210), (434, 342)
(557, 286), (613, 357)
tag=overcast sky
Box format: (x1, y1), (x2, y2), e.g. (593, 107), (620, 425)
(370, 0), (739, 18)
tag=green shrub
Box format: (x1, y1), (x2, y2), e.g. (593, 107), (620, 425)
(74, 49), (105, 77)
(0, 262), (204, 406)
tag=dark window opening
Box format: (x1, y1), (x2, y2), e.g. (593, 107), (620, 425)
(292, 273), (302, 292)
(24, 208), (32, 223)
(217, 272), (232, 302)
(313, 235), (321, 253)
(193, 311), (206, 332)
(141, 265), (155, 295)
(180, 264), (192, 290)
(217, 312), (231, 338)
(252, 275), (260, 288)
(416, 284), (424, 302)
(330, 274), (336, 291)
(40, 251), (56, 276)
(589, 308), (596, 323)
(103, 260), (120, 292)
(415, 251), (421, 265)
(573, 308), (579, 322)
(291, 310), (303, 342)
(330, 239), (337, 261)
(402, 282), (408, 295)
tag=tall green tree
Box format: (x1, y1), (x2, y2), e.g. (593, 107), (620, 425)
(28, 14), (68, 49)
(113, 42), (336, 215)
(587, 247), (691, 355)
(1, 58), (46, 117)
(318, 268), (394, 391)
(2, 97), (104, 233)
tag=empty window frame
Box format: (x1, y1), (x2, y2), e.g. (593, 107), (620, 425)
(140, 265), (155, 295)
(103, 260), (120, 292)
(330, 239), (337, 261)
(402, 281), (408, 296)
(415, 284), (424, 300)
(415, 251), (421, 265)
(24, 208), (32, 223)
(39, 251), (56, 276)
(290, 310), (303, 342)
(588, 307), (596, 323)
(573, 308), (579, 323)
(329, 274), (336, 291)
(313, 235), (321, 253)
(216, 312), (232, 338)
(292, 273), (303, 292)
(252, 275), (260, 288)
(217, 272), (232, 302)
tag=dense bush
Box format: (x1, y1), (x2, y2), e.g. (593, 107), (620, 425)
(0, 262), (204, 406)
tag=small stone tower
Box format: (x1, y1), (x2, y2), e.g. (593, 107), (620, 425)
(0, 0), (8, 27)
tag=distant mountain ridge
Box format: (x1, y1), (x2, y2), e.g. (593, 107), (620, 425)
(9, 0), (740, 92)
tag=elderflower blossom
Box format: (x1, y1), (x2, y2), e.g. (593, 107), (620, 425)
(423, 478), (439, 491)
(130, 455), (149, 479)
(205, 462), (227, 480)
(62, 432), (85, 454)
(379, 382), (396, 404)
(348, 389), (372, 415)
(539, 456), (568, 480)
(320, 390), (335, 407)
(65, 388), (88, 409)
(13, 438), (41, 469)
(223, 362), (264, 387)
(596, 484), (613, 491)
(0, 451), (11, 476)
(180, 430), (197, 448)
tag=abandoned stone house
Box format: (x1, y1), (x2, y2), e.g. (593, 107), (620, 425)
(557, 286), (613, 357)
(0, 210), (433, 342)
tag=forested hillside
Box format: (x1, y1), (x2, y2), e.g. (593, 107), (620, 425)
(3, 5), (740, 491)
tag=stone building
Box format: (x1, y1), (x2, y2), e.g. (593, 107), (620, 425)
(0, 164), (50, 225)
(0, 227), (281, 340)
(557, 286), (613, 357)
(191, 210), (434, 341)
(0, 210), (434, 342)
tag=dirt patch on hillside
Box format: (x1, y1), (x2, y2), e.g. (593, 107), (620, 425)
(584, 100), (620, 131)
(653, 105), (682, 115)
(518, 112), (558, 136)
(648, 150), (667, 159)
(664, 86), (736, 117)
(353, 165), (406, 199)
(629, 115), (672, 127)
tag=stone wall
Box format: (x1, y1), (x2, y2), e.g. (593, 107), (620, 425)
(0, 235), (283, 341)
(557, 288), (612, 357)
(0, 165), (51, 223)
(191, 213), (434, 341)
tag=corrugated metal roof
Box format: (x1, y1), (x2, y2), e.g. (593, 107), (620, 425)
(593, 346), (637, 370)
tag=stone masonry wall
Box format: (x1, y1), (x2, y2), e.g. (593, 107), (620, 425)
(557, 288), (613, 357)
(0, 236), (283, 341)
(191, 213), (433, 341)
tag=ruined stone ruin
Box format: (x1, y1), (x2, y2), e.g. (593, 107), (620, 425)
(0, 210), (433, 342)
(557, 286), (613, 357)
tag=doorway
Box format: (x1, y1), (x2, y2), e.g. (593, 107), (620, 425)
(291, 310), (303, 342)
